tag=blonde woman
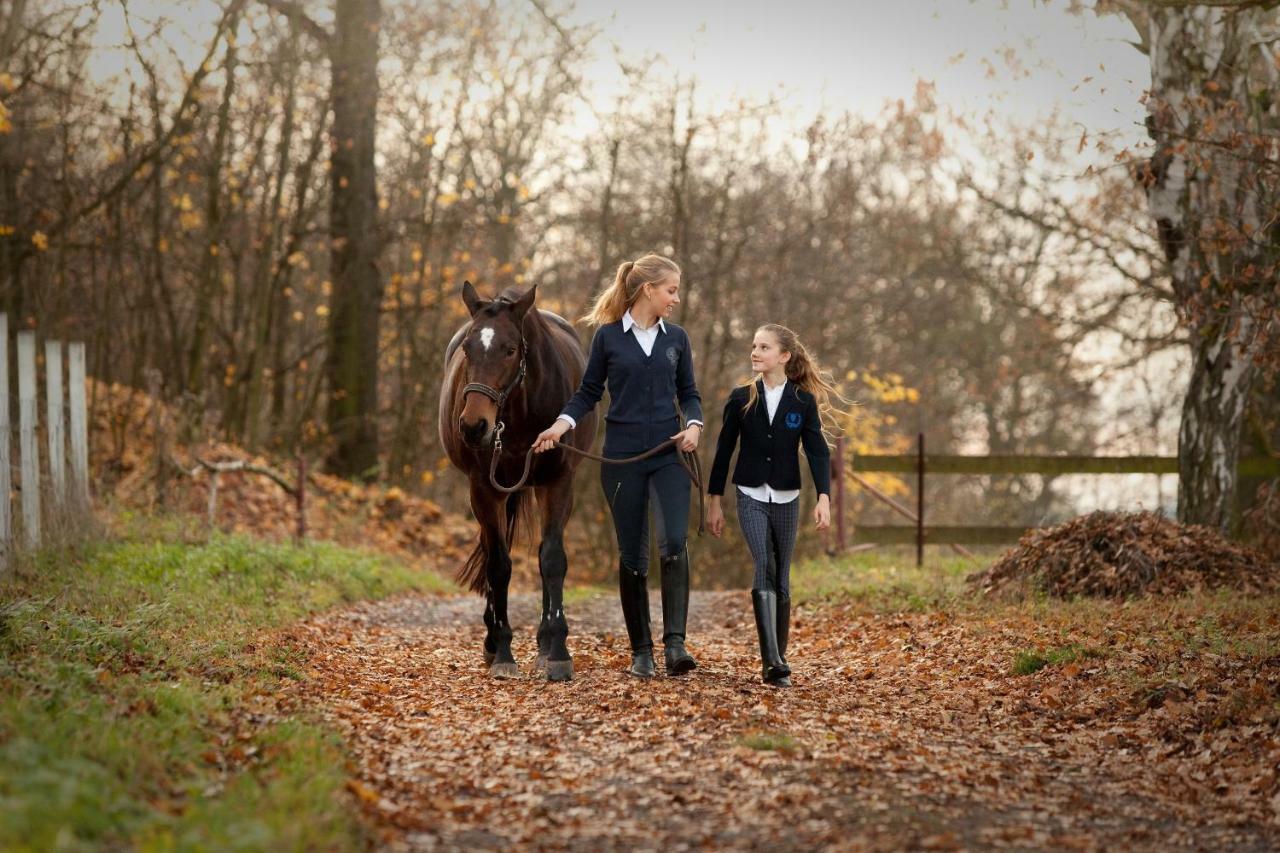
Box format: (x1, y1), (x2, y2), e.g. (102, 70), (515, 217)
(707, 324), (844, 687)
(533, 255), (704, 679)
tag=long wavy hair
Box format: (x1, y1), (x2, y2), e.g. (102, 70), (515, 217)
(742, 324), (853, 445)
(581, 254), (681, 327)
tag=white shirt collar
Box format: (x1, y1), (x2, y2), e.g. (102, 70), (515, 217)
(761, 377), (786, 395)
(622, 309), (665, 334)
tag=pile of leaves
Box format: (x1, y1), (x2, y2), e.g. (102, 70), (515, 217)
(970, 510), (1280, 598)
(1244, 480), (1280, 561)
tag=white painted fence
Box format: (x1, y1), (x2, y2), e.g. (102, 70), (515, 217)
(0, 315), (92, 570)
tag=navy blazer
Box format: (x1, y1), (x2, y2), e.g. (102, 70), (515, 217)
(708, 380), (831, 498)
(560, 320), (703, 455)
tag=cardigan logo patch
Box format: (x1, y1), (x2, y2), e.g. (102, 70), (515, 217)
(785, 411), (802, 429)
(665, 346), (679, 366)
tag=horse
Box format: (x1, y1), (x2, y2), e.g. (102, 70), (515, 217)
(438, 280), (596, 681)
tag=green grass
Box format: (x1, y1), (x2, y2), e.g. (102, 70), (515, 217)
(790, 549), (987, 611)
(1011, 643), (1103, 675)
(0, 522), (453, 850)
(738, 730), (800, 753)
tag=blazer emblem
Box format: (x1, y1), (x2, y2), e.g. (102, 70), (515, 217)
(665, 345), (679, 366)
(785, 411), (802, 429)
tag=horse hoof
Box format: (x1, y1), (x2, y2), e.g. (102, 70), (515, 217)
(489, 662), (521, 679)
(532, 654), (548, 673)
(546, 659), (573, 682)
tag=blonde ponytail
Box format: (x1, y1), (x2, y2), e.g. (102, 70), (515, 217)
(581, 254), (681, 326)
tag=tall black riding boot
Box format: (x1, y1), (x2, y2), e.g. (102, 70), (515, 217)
(777, 594), (791, 669)
(618, 563), (655, 678)
(660, 549), (697, 675)
(752, 589), (791, 687)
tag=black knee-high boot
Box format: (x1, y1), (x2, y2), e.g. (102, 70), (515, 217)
(777, 595), (791, 668)
(752, 589), (791, 687)
(660, 549), (697, 675)
(619, 562), (655, 678)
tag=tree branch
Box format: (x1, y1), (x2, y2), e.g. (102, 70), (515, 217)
(257, 0), (332, 47)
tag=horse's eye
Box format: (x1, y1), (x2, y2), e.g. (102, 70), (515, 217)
(506, 347), (517, 356)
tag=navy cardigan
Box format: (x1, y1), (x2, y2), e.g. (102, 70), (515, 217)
(560, 320), (703, 455)
(708, 380), (831, 498)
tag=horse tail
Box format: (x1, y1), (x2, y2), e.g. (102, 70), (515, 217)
(456, 489), (539, 595)
(458, 538), (489, 595)
(506, 487), (538, 553)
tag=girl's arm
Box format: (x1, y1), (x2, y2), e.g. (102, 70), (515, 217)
(707, 395), (742, 497)
(801, 395), (832, 498)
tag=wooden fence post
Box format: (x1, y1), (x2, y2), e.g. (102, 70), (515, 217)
(45, 340), (66, 514)
(18, 332), (39, 549)
(68, 342), (90, 513)
(916, 432), (925, 568)
(0, 317), (9, 570)
(296, 454), (307, 543)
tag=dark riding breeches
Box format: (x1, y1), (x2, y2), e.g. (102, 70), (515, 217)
(601, 448), (691, 576)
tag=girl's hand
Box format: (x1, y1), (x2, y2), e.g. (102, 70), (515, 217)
(814, 494), (831, 531)
(671, 423), (702, 452)
(533, 420), (570, 453)
(707, 498), (725, 538)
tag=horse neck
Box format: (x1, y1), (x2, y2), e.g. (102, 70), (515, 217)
(507, 311), (556, 433)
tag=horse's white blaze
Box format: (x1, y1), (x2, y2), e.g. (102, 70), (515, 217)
(479, 327), (495, 351)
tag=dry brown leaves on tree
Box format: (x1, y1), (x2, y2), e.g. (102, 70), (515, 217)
(970, 511), (1280, 599)
(275, 590), (1279, 851)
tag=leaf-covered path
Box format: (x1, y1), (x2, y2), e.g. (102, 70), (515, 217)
(287, 591), (1279, 851)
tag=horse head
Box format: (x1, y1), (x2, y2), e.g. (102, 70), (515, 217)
(456, 280), (537, 448)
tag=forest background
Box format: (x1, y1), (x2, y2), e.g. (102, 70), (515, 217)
(1, 0), (1276, 581)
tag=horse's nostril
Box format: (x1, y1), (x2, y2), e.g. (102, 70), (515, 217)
(460, 418), (489, 442)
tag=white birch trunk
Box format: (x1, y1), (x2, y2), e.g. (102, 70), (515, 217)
(1140, 6), (1271, 531)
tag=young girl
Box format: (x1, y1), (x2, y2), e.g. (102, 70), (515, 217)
(707, 324), (844, 687)
(533, 254), (704, 679)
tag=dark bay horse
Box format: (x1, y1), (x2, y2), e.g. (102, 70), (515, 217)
(438, 281), (596, 681)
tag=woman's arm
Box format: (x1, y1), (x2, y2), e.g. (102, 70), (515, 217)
(559, 328), (608, 426)
(675, 329), (704, 427)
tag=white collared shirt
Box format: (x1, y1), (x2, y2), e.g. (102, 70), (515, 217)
(621, 309), (664, 356)
(556, 310), (702, 431)
(737, 378), (799, 504)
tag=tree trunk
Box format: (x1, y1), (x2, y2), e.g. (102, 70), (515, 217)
(1137, 6), (1270, 531)
(326, 0), (382, 479)
(188, 21), (239, 396)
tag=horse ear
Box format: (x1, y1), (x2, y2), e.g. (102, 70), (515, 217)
(462, 280), (483, 317)
(511, 284), (537, 323)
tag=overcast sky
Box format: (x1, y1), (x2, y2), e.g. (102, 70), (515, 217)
(565, 0), (1149, 152)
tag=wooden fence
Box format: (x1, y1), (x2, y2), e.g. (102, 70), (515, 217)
(0, 315), (92, 571)
(830, 434), (1280, 565)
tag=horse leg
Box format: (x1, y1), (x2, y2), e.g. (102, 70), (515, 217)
(472, 480), (518, 679)
(533, 477), (574, 682)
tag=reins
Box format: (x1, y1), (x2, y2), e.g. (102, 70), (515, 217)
(487, 423), (707, 536)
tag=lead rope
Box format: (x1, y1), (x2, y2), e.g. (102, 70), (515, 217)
(488, 424), (707, 535)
